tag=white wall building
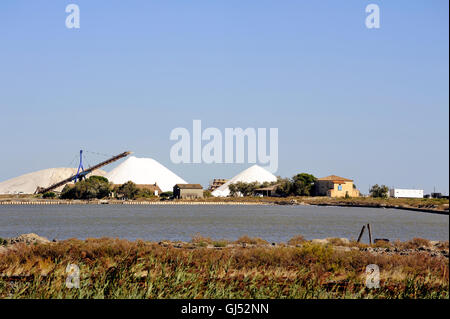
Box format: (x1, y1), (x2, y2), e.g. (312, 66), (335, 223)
(389, 188), (424, 198)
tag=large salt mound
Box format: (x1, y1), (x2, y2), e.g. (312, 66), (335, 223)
(105, 156), (187, 192)
(0, 168), (107, 194)
(212, 165), (277, 197)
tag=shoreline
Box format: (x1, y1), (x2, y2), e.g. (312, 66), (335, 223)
(0, 197), (448, 214)
(310, 201), (450, 215)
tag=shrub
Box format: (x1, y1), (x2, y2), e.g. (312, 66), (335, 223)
(276, 173), (317, 197)
(235, 236), (268, 245)
(203, 190), (212, 198)
(60, 176), (112, 200)
(327, 238), (348, 246)
(287, 235), (306, 246)
(160, 191), (173, 199)
(213, 240), (228, 247)
(136, 189), (156, 199)
(191, 234), (212, 245)
(298, 242), (334, 264)
(370, 184), (389, 198)
(436, 241), (449, 250)
(115, 181), (139, 200)
(373, 240), (392, 248)
(229, 182), (260, 197)
(42, 192), (56, 199)
(403, 238), (432, 249)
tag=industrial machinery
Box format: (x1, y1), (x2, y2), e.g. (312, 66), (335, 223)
(35, 150), (131, 194)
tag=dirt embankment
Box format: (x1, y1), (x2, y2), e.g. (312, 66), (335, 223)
(1, 234), (448, 259)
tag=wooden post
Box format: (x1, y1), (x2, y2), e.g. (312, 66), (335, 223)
(357, 225), (366, 243)
(367, 223), (372, 245)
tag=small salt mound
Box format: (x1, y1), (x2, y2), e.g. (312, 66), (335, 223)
(0, 168), (107, 194)
(105, 156), (187, 192)
(212, 164), (277, 197)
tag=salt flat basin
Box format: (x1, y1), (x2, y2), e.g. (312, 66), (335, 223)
(0, 205), (448, 243)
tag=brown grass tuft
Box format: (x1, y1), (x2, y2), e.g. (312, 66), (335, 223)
(235, 236), (268, 245)
(287, 235), (306, 246)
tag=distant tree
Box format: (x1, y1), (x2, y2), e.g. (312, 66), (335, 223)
(136, 188), (156, 199)
(369, 184), (389, 198)
(291, 173), (317, 196)
(160, 191), (173, 199)
(260, 181), (277, 188)
(275, 173), (317, 197)
(275, 177), (294, 197)
(228, 183), (238, 196)
(42, 192), (56, 199)
(203, 190), (212, 198)
(228, 181), (260, 197)
(89, 176), (109, 183)
(116, 181), (139, 200)
(60, 176), (112, 200)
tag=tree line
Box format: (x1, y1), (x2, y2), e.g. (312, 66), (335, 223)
(228, 173), (317, 197)
(46, 174), (390, 199)
(228, 175), (389, 198)
(57, 176), (164, 200)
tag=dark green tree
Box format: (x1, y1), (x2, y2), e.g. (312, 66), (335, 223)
(116, 181), (139, 200)
(203, 190), (212, 198)
(275, 177), (294, 197)
(228, 183), (238, 196)
(369, 184), (389, 198)
(229, 181), (260, 197)
(42, 192), (56, 199)
(275, 173), (317, 197)
(160, 191), (173, 199)
(60, 176), (112, 199)
(292, 173), (317, 196)
(136, 188), (156, 199)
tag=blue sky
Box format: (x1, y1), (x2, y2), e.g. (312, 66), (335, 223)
(0, 1), (448, 194)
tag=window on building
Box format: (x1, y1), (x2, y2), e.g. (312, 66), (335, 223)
(338, 185), (342, 191)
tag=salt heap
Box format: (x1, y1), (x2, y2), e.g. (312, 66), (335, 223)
(0, 168), (107, 194)
(105, 156), (187, 192)
(212, 165), (277, 197)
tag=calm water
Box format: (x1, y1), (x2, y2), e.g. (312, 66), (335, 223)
(0, 205), (448, 243)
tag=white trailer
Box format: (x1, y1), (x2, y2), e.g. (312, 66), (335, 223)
(389, 188), (424, 198)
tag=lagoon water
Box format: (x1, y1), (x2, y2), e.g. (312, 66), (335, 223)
(0, 205), (448, 243)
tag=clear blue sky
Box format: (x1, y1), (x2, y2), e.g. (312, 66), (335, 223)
(0, 1), (448, 194)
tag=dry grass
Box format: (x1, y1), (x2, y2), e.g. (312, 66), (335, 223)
(235, 236), (268, 245)
(436, 241), (449, 250)
(326, 238), (348, 246)
(392, 238), (433, 250)
(287, 235), (306, 246)
(0, 237), (447, 299)
(190, 233), (213, 245)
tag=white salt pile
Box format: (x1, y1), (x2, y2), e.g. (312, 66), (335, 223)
(0, 168), (106, 194)
(211, 165), (277, 197)
(105, 156), (187, 192)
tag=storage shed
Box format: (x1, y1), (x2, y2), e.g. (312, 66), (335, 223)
(173, 184), (204, 199)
